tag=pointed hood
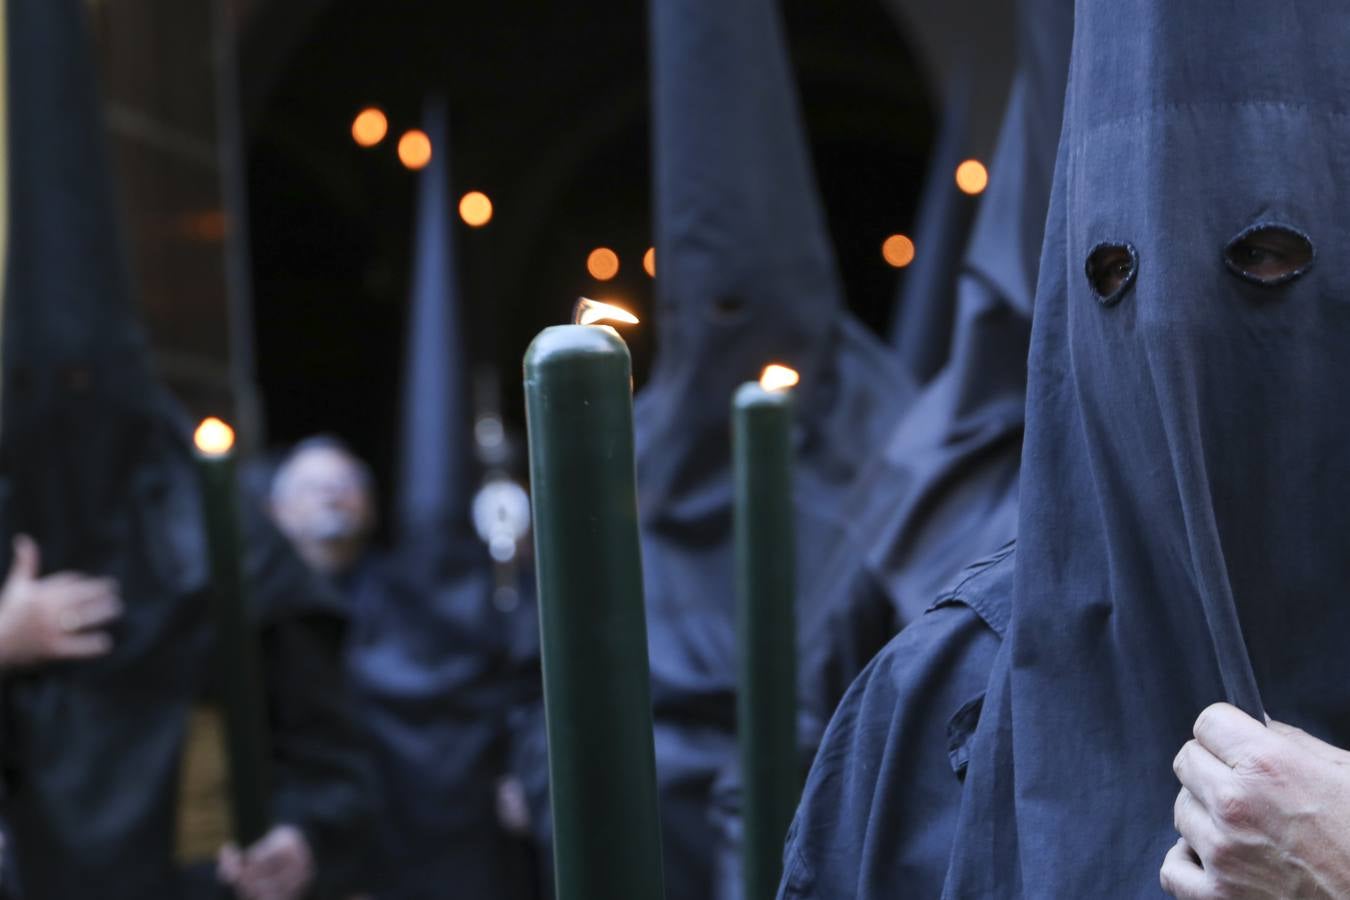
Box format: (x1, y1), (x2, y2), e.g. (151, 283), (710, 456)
(0, 0), (202, 581)
(802, 0), (1072, 722)
(394, 98), (475, 550)
(638, 0), (908, 531)
(889, 65), (981, 382)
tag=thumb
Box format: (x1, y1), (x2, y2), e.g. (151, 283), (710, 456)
(8, 535), (39, 585)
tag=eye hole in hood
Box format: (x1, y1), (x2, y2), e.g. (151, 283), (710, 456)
(1224, 223), (1314, 287)
(1085, 242), (1138, 306)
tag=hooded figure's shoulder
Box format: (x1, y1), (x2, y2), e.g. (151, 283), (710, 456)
(779, 544), (1015, 900)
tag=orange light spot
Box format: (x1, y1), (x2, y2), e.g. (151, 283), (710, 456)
(643, 247), (656, 277)
(587, 247), (620, 281)
(955, 159), (988, 195)
(351, 108), (388, 148)
(882, 234), (916, 268)
(459, 191), (493, 227)
(398, 130), (433, 170)
(194, 417), (236, 456)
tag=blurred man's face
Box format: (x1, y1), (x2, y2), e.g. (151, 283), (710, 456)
(272, 447), (374, 574)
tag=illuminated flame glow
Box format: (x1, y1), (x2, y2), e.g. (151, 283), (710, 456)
(587, 247), (620, 281)
(882, 234), (915, 268)
(351, 108), (388, 147)
(194, 417), (236, 456)
(574, 297), (639, 327)
(459, 191), (493, 227)
(398, 130), (433, 170)
(759, 364), (800, 392)
(955, 159), (989, 195)
(643, 247), (656, 277)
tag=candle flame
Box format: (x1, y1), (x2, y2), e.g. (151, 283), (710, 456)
(194, 417), (236, 456)
(574, 297), (639, 327)
(759, 364), (800, 392)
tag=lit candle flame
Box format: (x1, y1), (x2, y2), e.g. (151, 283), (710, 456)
(194, 417), (236, 456)
(574, 297), (639, 327)
(759, 364), (800, 392)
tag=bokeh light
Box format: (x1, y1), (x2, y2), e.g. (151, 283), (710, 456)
(587, 247), (620, 281)
(955, 159), (989, 195)
(643, 247), (656, 277)
(351, 107), (388, 147)
(882, 234), (916, 268)
(398, 130), (433, 170)
(459, 191), (493, 227)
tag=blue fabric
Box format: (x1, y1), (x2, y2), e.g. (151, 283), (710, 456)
(642, 0), (911, 896)
(889, 66), (981, 383)
(394, 98), (476, 544)
(799, 0), (1071, 739)
(778, 546), (1014, 900)
(943, 3), (1350, 895)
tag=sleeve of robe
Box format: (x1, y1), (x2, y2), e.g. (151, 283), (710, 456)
(243, 501), (376, 896)
(776, 547), (1012, 900)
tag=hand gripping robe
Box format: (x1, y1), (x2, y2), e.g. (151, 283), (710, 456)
(0, 1), (371, 896)
(642, 0), (911, 896)
(798, 0), (1072, 741)
(943, 2), (1350, 895)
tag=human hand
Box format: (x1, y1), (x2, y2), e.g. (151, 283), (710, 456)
(1161, 702), (1350, 899)
(496, 775), (531, 835)
(0, 535), (121, 668)
(218, 825), (315, 900)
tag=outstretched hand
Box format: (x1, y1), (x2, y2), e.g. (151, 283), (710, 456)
(0, 535), (121, 668)
(1161, 702), (1350, 899)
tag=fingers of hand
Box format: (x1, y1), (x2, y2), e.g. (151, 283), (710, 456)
(53, 631), (113, 660)
(1174, 738), (1245, 826)
(217, 843), (244, 884)
(1194, 702), (1275, 770)
(8, 536), (39, 583)
(1173, 787), (1223, 861)
(1161, 837), (1213, 899)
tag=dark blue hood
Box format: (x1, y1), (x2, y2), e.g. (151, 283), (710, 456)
(944, 3), (1350, 895)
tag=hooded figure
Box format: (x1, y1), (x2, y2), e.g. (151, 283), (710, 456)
(798, 0), (1070, 737)
(942, 2), (1350, 895)
(342, 98), (540, 898)
(889, 64), (982, 384)
(772, 2), (1071, 895)
(0, 1), (371, 897)
(641, 0), (911, 896)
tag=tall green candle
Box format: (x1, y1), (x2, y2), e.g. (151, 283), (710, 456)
(193, 417), (272, 849)
(523, 318), (665, 900)
(734, 366), (800, 900)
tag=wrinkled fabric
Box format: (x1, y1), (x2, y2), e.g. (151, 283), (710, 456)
(642, 0), (911, 896)
(778, 546), (1013, 900)
(0, 2), (372, 896)
(345, 543), (536, 898)
(799, 0), (1071, 741)
(944, 3), (1350, 896)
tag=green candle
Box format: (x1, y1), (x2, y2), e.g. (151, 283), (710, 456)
(523, 321), (666, 900)
(733, 367), (800, 900)
(193, 417), (272, 848)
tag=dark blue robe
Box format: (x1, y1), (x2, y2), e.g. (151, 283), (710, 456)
(778, 546), (1012, 899)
